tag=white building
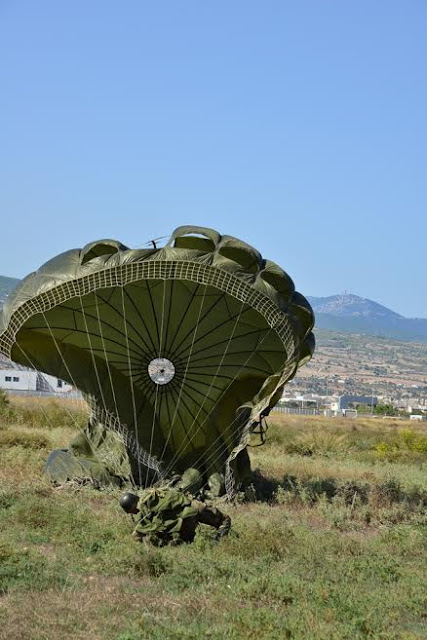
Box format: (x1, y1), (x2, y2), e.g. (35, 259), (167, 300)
(0, 369), (74, 395)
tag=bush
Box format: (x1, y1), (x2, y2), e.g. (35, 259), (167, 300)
(283, 430), (348, 456)
(370, 478), (402, 507)
(375, 429), (427, 459)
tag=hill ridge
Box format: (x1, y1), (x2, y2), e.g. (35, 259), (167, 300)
(1, 277), (426, 342)
(308, 294), (427, 342)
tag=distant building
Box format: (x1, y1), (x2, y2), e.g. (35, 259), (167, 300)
(0, 369), (74, 395)
(342, 408), (358, 419)
(337, 395), (378, 411)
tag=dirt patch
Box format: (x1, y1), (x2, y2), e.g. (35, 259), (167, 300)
(33, 544), (57, 559)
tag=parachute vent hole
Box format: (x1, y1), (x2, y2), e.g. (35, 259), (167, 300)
(148, 358), (176, 385)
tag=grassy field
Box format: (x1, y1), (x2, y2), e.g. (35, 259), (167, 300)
(0, 396), (426, 640)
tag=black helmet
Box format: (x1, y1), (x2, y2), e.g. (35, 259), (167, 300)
(119, 492), (139, 513)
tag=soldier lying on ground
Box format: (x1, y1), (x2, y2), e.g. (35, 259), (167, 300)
(119, 487), (231, 546)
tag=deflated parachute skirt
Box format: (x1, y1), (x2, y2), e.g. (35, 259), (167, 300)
(43, 418), (131, 487)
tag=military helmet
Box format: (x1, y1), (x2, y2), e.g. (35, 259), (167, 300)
(119, 492), (139, 513)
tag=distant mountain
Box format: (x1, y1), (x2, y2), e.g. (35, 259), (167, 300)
(308, 294), (403, 320)
(0, 275), (19, 310)
(308, 294), (427, 342)
(1, 275), (426, 342)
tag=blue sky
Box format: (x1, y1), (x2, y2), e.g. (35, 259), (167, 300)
(1, 1), (426, 317)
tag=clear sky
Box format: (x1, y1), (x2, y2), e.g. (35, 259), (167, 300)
(1, 1), (426, 317)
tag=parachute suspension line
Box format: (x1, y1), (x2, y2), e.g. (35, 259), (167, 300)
(145, 278), (167, 487)
(180, 326), (276, 483)
(13, 341), (77, 432)
(39, 299), (157, 486)
(41, 311), (82, 393)
(193, 413), (244, 479)
(146, 383), (159, 487)
(120, 285), (143, 486)
(156, 283), (209, 473)
(39, 310), (94, 429)
(192, 400), (264, 483)
(16, 324), (109, 475)
(93, 293), (120, 422)
(77, 293), (110, 420)
(161, 299), (246, 479)
(78, 292), (140, 486)
(92, 292), (151, 485)
(87, 403), (164, 487)
(188, 299), (246, 431)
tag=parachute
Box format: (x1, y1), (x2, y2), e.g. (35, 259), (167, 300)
(0, 226), (314, 495)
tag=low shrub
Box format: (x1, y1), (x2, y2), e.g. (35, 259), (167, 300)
(283, 430), (349, 456)
(375, 429), (427, 460)
(370, 478), (402, 507)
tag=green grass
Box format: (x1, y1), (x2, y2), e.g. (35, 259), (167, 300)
(0, 400), (426, 639)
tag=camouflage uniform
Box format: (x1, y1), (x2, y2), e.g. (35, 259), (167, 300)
(132, 487), (231, 547)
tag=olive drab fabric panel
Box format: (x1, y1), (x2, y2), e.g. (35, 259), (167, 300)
(0, 226), (315, 494)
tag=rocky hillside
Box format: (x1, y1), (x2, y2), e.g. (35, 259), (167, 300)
(308, 294), (427, 342)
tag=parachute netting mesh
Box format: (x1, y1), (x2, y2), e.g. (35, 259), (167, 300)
(0, 226), (315, 496)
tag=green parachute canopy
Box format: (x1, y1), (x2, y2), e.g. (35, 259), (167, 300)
(0, 226), (314, 494)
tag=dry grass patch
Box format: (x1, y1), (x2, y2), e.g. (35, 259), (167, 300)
(0, 426), (50, 449)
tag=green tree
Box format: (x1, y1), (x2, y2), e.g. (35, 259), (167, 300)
(374, 403), (398, 416)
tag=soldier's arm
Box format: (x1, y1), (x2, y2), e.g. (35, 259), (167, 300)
(193, 501), (231, 538)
